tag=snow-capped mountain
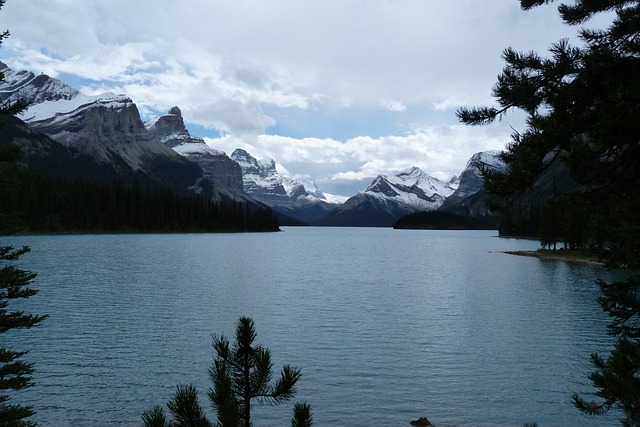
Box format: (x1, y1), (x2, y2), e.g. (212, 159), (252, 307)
(0, 61), (202, 193)
(319, 167), (457, 227)
(439, 150), (506, 216)
(230, 149), (339, 224)
(231, 149), (289, 203)
(364, 166), (457, 210)
(146, 107), (245, 197)
(0, 62), (79, 105)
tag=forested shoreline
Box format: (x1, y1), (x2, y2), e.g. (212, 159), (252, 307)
(11, 171), (280, 234)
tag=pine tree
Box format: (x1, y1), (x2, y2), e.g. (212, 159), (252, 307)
(457, 0), (640, 424)
(208, 317), (302, 427)
(142, 317), (309, 427)
(538, 198), (560, 250)
(291, 402), (313, 427)
(0, 245), (47, 427)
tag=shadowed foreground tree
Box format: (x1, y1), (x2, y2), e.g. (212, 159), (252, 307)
(142, 317), (311, 427)
(0, 243), (47, 427)
(458, 0), (640, 425)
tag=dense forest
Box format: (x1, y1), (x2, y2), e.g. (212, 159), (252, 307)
(394, 210), (499, 230)
(6, 170), (280, 233)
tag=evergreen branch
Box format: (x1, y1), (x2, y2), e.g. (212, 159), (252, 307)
(167, 384), (213, 427)
(291, 402), (313, 427)
(520, 0), (554, 11)
(141, 405), (169, 427)
(267, 365), (302, 404)
(455, 106), (507, 126)
(0, 246), (30, 261)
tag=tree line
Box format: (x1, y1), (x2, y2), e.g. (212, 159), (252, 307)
(14, 171), (280, 234)
(394, 210), (499, 230)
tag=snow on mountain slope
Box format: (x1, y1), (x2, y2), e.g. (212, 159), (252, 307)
(363, 166), (457, 210)
(24, 93), (134, 125)
(145, 106), (223, 155)
(146, 107), (244, 194)
(230, 148), (340, 223)
(0, 61), (79, 105)
(0, 62), (203, 192)
(231, 149), (287, 200)
(444, 150), (505, 200)
(318, 167), (457, 227)
(0, 61), (132, 125)
(439, 150), (507, 216)
(231, 148), (333, 203)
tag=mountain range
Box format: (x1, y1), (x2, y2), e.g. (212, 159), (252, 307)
(0, 61), (503, 228)
(0, 61), (204, 194)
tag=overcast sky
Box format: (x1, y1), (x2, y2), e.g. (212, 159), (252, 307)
(0, 0), (594, 196)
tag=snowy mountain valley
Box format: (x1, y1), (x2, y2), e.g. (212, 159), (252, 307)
(0, 61), (504, 228)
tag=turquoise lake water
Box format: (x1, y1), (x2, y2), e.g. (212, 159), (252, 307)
(3, 228), (623, 426)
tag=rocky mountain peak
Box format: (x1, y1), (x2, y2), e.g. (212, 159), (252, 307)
(0, 61), (79, 105)
(0, 62), (204, 192)
(397, 166), (422, 180)
(364, 167), (455, 202)
(439, 150), (507, 216)
(146, 107), (242, 193)
(145, 107), (195, 148)
(366, 176), (400, 197)
(230, 149), (283, 194)
(465, 150), (504, 174)
(230, 149), (274, 176)
(229, 148), (337, 223)
(168, 106), (182, 117)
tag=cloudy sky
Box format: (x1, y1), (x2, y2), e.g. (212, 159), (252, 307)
(0, 0), (594, 197)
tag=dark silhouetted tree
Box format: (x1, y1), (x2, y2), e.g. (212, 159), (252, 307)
(458, 0), (640, 424)
(291, 402), (313, 427)
(142, 317), (310, 427)
(209, 317), (302, 427)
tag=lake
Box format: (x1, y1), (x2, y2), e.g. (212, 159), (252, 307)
(3, 228), (623, 426)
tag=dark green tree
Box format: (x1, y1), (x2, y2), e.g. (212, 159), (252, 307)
(458, 0), (640, 425)
(538, 198), (560, 250)
(291, 402), (313, 427)
(142, 385), (213, 427)
(0, 245), (47, 427)
(142, 317), (310, 427)
(208, 317), (302, 427)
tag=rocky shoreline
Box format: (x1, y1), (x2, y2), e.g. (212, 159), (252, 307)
(503, 250), (605, 266)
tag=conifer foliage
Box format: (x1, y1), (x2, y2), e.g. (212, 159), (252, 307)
(142, 317), (311, 427)
(0, 245), (47, 427)
(458, 0), (640, 425)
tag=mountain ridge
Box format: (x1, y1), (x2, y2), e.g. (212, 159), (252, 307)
(230, 148), (340, 224)
(317, 167), (458, 227)
(0, 62), (205, 194)
(145, 107), (250, 201)
(1, 61), (502, 228)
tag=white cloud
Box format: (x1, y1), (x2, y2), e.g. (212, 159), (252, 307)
(205, 121), (515, 196)
(0, 0), (599, 196)
(2, 0), (579, 119)
(381, 100), (407, 113)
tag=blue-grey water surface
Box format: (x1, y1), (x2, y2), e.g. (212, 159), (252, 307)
(3, 228), (624, 426)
